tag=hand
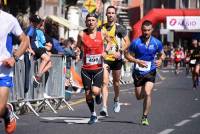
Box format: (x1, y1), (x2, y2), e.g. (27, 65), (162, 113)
(102, 52), (107, 59)
(105, 44), (112, 51)
(2, 57), (16, 68)
(155, 59), (162, 68)
(137, 60), (148, 68)
(114, 52), (121, 60)
(28, 49), (35, 56)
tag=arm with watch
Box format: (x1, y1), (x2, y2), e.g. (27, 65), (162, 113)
(2, 33), (28, 68)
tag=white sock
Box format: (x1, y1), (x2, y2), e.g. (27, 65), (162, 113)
(91, 112), (96, 116)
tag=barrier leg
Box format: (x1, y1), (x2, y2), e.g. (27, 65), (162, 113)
(36, 100), (46, 113)
(25, 102), (40, 116)
(61, 98), (74, 111)
(44, 99), (57, 114)
(13, 111), (19, 119)
(55, 98), (73, 111)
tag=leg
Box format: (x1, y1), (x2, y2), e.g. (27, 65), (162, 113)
(135, 86), (145, 100)
(101, 64), (109, 108)
(195, 64), (200, 86)
(38, 54), (51, 77)
(0, 87), (9, 117)
(85, 90), (95, 114)
(86, 89), (98, 124)
(143, 82), (154, 116)
(112, 69), (122, 113)
(191, 67), (197, 88)
(112, 69), (121, 102)
(40, 60), (52, 75)
(0, 77), (16, 133)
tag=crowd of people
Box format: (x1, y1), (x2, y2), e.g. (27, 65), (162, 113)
(0, 1), (200, 134)
(163, 39), (200, 89)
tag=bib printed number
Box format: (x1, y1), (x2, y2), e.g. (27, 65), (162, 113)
(190, 59), (196, 65)
(107, 46), (117, 54)
(135, 61), (151, 72)
(86, 54), (101, 65)
(176, 55), (181, 58)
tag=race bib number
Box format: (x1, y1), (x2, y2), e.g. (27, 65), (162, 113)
(190, 59), (196, 64)
(176, 55), (181, 58)
(86, 54), (102, 65)
(107, 45), (117, 54)
(186, 57), (190, 62)
(135, 61), (151, 72)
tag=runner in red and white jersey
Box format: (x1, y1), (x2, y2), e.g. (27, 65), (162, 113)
(76, 13), (110, 124)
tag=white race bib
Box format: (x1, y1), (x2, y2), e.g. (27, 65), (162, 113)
(186, 57), (190, 61)
(107, 45), (117, 54)
(190, 59), (196, 64)
(86, 54), (102, 65)
(135, 61), (151, 72)
(176, 55), (181, 58)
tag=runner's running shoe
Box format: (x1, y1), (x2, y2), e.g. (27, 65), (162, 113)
(141, 117), (149, 126)
(100, 107), (108, 117)
(88, 115), (98, 124)
(113, 101), (120, 113)
(4, 103), (17, 134)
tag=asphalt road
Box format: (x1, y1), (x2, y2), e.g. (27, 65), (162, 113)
(1, 69), (200, 134)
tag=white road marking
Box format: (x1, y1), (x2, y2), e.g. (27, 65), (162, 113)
(190, 113), (200, 118)
(120, 102), (131, 106)
(174, 119), (191, 127)
(158, 129), (174, 134)
(186, 76), (192, 78)
(41, 116), (104, 124)
(161, 70), (170, 73)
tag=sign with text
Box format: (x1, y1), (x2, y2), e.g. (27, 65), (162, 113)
(167, 16), (200, 30)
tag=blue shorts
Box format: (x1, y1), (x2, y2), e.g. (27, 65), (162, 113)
(0, 76), (13, 88)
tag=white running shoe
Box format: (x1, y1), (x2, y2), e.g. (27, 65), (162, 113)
(113, 101), (120, 113)
(100, 107), (108, 117)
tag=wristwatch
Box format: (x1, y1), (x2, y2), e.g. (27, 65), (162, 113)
(12, 54), (19, 62)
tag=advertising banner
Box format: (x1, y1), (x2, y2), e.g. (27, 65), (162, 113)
(167, 16), (200, 30)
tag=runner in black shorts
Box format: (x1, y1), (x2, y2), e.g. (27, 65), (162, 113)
(81, 68), (103, 90)
(189, 39), (200, 89)
(99, 6), (130, 116)
(133, 71), (156, 87)
(104, 59), (123, 70)
(125, 20), (165, 125)
(77, 13), (110, 124)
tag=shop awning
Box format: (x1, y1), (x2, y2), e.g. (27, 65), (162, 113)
(47, 15), (84, 30)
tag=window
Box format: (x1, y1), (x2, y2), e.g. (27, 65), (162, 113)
(180, 0), (189, 8)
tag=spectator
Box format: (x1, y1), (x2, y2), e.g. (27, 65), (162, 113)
(26, 14), (52, 87)
(44, 17), (64, 54)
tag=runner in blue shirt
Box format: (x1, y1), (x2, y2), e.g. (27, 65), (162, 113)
(125, 20), (165, 126)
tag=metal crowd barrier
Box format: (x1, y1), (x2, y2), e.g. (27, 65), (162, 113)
(10, 54), (73, 117)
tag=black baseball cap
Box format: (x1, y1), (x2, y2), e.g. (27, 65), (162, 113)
(29, 14), (43, 24)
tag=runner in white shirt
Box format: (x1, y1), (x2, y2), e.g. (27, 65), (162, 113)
(0, 6), (28, 133)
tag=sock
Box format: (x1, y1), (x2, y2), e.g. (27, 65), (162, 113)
(142, 114), (148, 119)
(91, 112), (96, 116)
(114, 97), (119, 102)
(3, 108), (9, 122)
(86, 98), (95, 113)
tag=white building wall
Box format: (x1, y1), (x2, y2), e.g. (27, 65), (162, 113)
(67, 6), (81, 40)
